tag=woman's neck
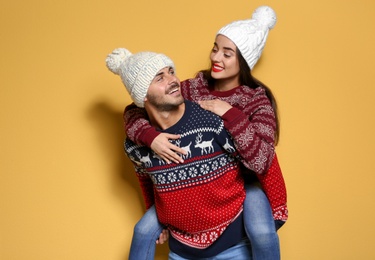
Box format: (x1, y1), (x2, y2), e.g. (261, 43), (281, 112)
(214, 77), (240, 92)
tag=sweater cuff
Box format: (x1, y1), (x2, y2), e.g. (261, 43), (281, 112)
(221, 107), (248, 128)
(139, 127), (160, 147)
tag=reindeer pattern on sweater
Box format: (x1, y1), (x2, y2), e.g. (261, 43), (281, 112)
(125, 100), (245, 249)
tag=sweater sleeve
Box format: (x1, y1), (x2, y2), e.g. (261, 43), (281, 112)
(220, 90), (276, 175)
(123, 103), (160, 147)
(123, 76), (198, 147)
(135, 167), (155, 210)
(125, 143), (155, 209)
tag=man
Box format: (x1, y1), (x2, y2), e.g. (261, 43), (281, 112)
(106, 48), (252, 259)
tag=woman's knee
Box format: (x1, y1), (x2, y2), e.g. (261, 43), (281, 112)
(248, 228), (279, 248)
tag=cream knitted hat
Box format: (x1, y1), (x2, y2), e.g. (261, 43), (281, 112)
(106, 48), (175, 107)
(217, 6), (277, 70)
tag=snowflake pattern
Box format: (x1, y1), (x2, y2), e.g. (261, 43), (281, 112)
(188, 167), (197, 178)
(167, 172), (177, 182)
(252, 148), (268, 172)
(124, 98), (287, 249)
(200, 164), (210, 175)
(169, 213), (241, 249)
(178, 170), (187, 180)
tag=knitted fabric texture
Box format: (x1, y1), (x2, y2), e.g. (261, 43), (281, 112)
(125, 101), (246, 248)
(217, 5), (277, 70)
(181, 73), (288, 221)
(106, 48), (175, 107)
(124, 73), (288, 222)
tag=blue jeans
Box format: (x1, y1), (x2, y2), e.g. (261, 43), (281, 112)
(169, 238), (252, 260)
(128, 205), (163, 260)
(129, 184), (279, 260)
(244, 183), (280, 260)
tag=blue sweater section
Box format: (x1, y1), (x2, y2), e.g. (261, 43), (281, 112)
(125, 100), (247, 256)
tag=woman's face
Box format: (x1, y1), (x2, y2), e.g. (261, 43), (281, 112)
(210, 35), (240, 83)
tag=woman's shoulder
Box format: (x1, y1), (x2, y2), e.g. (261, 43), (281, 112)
(181, 72), (206, 86)
(238, 85), (266, 95)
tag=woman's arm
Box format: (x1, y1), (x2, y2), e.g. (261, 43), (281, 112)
(123, 74), (206, 162)
(198, 91), (276, 175)
(124, 103), (186, 163)
(124, 103), (157, 146)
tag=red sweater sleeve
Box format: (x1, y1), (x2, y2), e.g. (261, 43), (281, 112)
(221, 93), (275, 175)
(123, 77), (196, 146)
(123, 103), (160, 147)
(132, 165), (155, 209)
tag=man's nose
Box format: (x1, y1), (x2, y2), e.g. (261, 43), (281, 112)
(166, 74), (177, 84)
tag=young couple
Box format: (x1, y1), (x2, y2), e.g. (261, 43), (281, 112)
(106, 5), (287, 260)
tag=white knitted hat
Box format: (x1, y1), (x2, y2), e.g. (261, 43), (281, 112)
(217, 6), (277, 70)
(106, 48), (175, 107)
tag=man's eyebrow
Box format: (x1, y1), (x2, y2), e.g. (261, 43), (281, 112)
(154, 71), (164, 78)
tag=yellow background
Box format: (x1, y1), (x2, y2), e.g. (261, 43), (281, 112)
(1, 0), (375, 259)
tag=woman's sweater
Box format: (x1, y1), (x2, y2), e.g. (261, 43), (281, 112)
(124, 73), (288, 222)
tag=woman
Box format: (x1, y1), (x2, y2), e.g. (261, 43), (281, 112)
(125, 6), (287, 260)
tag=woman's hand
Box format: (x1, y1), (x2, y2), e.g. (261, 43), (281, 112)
(198, 99), (232, 117)
(150, 133), (186, 164)
(156, 229), (169, 245)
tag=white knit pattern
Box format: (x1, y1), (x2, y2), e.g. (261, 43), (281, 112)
(106, 48), (175, 107)
(217, 6), (277, 70)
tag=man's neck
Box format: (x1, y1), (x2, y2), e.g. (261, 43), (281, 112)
(146, 103), (186, 130)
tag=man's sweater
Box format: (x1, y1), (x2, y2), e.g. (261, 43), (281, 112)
(125, 73), (288, 222)
(125, 100), (246, 249)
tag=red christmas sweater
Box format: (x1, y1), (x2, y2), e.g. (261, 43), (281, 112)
(124, 73), (288, 222)
(125, 101), (246, 248)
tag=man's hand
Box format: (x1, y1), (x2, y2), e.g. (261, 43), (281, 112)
(150, 133), (186, 164)
(156, 229), (169, 245)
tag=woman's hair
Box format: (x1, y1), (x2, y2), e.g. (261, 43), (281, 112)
(199, 48), (280, 145)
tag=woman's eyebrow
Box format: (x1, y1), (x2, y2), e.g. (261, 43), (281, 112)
(213, 42), (235, 52)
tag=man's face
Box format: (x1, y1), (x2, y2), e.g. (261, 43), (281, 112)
(145, 67), (184, 111)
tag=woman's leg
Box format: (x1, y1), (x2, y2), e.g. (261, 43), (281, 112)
(244, 183), (280, 260)
(129, 205), (164, 260)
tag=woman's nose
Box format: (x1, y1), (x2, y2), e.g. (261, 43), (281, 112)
(211, 52), (220, 62)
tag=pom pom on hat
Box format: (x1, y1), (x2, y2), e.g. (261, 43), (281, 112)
(252, 5), (277, 29)
(106, 48), (175, 107)
(106, 48), (132, 75)
(217, 5), (277, 70)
